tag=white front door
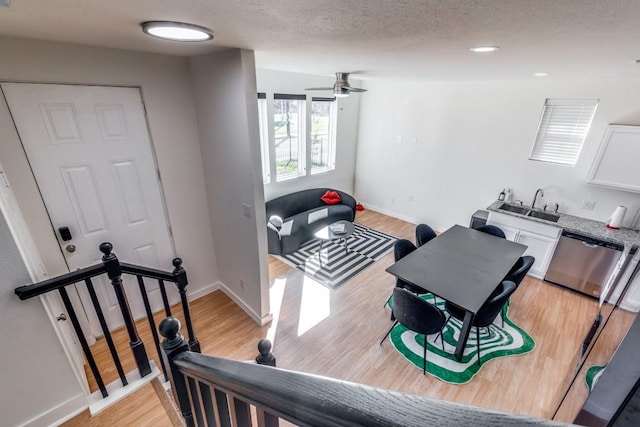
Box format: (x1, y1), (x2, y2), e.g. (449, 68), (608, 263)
(1, 83), (175, 334)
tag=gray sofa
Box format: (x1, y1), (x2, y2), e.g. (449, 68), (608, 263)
(265, 188), (356, 255)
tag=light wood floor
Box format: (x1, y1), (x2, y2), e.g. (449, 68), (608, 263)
(63, 209), (637, 426)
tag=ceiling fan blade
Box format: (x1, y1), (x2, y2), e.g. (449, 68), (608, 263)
(305, 87), (334, 91)
(344, 87), (367, 93)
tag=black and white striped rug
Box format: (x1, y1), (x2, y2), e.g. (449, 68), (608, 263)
(276, 223), (397, 289)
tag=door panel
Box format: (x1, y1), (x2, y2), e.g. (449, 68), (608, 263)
(1, 83), (176, 334)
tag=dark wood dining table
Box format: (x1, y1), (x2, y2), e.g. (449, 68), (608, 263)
(385, 224), (527, 361)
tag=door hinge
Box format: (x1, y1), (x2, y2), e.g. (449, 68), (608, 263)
(157, 169), (162, 182)
(141, 102), (147, 116)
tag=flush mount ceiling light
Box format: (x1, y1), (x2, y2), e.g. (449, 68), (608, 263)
(469, 46), (500, 53)
(141, 21), (213, 42)
(534, 72), (550, 77)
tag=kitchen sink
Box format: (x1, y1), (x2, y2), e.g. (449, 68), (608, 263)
(527, 210), (560, 222)
(497, 203), (530, 215)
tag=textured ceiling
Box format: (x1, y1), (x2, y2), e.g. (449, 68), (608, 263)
(1, 0), (640, 82)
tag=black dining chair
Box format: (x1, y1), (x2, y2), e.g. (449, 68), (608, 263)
(497, 256), (535, 325)
(380, 287), (447, 374)
(476, 224), (506, 239)
(415, 223), (437, 247)
(384, 239), (424, 309)
(505, 256), (535, 287)
(442, 280), (517, 366)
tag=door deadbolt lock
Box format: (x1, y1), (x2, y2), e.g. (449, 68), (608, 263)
(56, 313), (67, 321)
(58, 226), (72, 241)
(65, 244), (76, 253)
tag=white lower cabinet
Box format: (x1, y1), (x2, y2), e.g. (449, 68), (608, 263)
(486, 211), (562, 279)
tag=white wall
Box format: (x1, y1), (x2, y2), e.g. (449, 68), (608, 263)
(355, 78), (640, 233)
(256, 69), (361, 201)
(189, 50), (271, 323)
(0, 211), (85, 427)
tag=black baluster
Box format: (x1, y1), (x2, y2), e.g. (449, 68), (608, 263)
(58, 286), (108, 397)
(85, 278), (127, 387)
(158, 279), (172, 317)
(160, 316), (194, 427)
(172, 258), (200, 353)
(136, 275), (168, 381)
(100, 242), (151, 377)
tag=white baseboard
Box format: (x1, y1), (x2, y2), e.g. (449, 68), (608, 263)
(619, 300), (640, 313)
(218, 281), (273, 326)
(360, 202), (419, 225)
(187, 281), (220, 301)
(19, 393), (87, 427)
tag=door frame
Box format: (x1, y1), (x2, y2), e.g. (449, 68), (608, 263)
(0, 161), (90, 394)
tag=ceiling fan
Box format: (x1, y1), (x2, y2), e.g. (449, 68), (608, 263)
(305, 72), (367, 98)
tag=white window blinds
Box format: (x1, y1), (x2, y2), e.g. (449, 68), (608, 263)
(530, 98), (598, 165)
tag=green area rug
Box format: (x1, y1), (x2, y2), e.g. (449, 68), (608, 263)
(387, 294), (535, 384)
(585, 365), (606, 392)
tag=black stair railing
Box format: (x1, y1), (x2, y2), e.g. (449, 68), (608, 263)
(159, 317), (569, 427)
(14, 242), (199, 399)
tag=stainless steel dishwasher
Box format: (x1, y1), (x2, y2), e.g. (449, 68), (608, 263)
(544, 230), (624, 298)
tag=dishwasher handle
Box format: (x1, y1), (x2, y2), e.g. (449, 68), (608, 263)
(581, 241), (599, 249)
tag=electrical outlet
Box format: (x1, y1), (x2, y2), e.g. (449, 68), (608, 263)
(581, 200), (596, 210)
(240, 279), (245, 290)
(408, 195), (414, 202)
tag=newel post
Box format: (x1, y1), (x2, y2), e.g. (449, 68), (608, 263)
(256, 339), (276, 367)
(172, 258), (200, 352)
(101, 242), (151, 377)
(160, 317), (194, 427)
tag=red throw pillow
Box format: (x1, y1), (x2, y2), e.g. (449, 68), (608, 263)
(320, 190), (342, 205)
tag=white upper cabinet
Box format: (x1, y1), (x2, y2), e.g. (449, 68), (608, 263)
(588, 125), (640, 193)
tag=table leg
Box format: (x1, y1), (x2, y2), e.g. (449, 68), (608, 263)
(455, 311), (475, 361)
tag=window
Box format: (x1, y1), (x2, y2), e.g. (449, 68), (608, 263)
(273, 94), (306, 181)
(530, 98), (599, 166)
(311, 97), (337, 174)
(257, 93), (270, 183)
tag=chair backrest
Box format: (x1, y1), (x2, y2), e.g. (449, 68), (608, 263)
(504, 256), (535, 287)
(392, 287), (446, 335)
(394, 239), (417, 262)
(474, 281), (517, 328)
(415, 223), (437, 247)
(394, 239), (421, 292)
(476, 224), (506, 239)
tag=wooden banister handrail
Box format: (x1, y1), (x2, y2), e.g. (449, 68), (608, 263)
(15, 260), (180, 301)
(120, 262), (178, 282)
(173, 352), (570, 427)
(14, 264), (107, 300)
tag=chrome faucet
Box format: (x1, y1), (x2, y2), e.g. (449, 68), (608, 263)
(531, 188), (544, 210)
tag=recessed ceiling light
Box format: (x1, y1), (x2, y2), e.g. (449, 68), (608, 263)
(534, 72), (550, 77)
(469, 46), (500, 53)
(141, 21), (214, 42)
